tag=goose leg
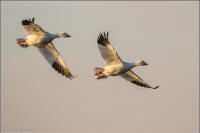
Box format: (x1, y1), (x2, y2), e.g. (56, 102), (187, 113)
(94, 69), (104, 76)
(96, 75), (107, 79)
(16, 38), (29, 48)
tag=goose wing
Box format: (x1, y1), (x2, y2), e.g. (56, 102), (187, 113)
(120, 70), (159, 89)
(38, 42), (74, 79)
(97, 32), (122, 66)
(22, 18), (45, 35)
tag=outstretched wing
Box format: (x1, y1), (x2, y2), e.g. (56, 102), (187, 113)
(120, 70), (159, 89)
(97, 32), (122, 66)
(22, 17), (45, 35)
(38, 42), (74, 79)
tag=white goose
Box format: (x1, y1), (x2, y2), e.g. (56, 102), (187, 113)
(94, 32), (159, 89)
(17, 18), (74, 79)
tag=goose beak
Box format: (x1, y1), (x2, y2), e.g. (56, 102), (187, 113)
(66, 34), (71, 37)
(144, 62), (148, 65)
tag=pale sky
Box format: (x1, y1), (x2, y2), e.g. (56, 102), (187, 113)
(1, 1), (199, 133)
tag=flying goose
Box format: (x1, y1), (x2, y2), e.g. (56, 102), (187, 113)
(17, 18), (74, 79)
(94, 32), (159, 89)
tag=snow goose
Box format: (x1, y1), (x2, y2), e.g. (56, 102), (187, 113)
(16, 18), (74, 79)
(94, 32), (159, 89)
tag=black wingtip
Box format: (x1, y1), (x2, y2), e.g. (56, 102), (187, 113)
(22, 17), (35, 25)
(68, 74), (72, 80)
(52, 61), (75, 80)
(152, 86), (159, 89)
(32, 17), (35, 23)
(97, 32), (109, 46)
(67, 74), (78, 79)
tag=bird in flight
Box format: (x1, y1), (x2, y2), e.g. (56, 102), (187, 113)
(94, 32), (159, 89)
(16, 17), (74, 79)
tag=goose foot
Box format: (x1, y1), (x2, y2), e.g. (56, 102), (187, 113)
(94, 69), (104, 76)
(96, 76), (107, 79)
(20, 44), (29, 48)
(16, 39), (29, 48)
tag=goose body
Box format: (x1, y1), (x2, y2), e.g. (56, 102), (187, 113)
(102, 62), (134, 76)
(94, 32), (159, 89)
(17, 18), (74, 79)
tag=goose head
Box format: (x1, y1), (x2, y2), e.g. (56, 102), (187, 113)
(58, 32), (71, 38)
(134, 60), (148, 66)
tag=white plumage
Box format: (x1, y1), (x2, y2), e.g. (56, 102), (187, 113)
(16, 18), (74, 79)
(94, 32), (159, 89)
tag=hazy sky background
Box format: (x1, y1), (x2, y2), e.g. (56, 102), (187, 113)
(1, 1), (199, 133)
